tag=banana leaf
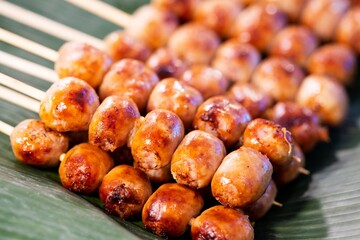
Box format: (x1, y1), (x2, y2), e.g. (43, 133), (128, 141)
(1, 0), (360, 239)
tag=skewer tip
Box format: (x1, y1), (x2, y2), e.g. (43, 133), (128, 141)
(299, 167), (310, 175)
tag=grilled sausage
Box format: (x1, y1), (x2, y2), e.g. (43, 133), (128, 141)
(212, 40), (261, 83)
(243, 118), (294, 167)
(59, 143), (114, 194)
(39, 77), (100, 132)
(130, 109), (185, 171)
(251, 56), (304, 102)
(181, 64), (229, 100)
(228, 82), (272, 118)
(193, 96), (251, 148)
(10, 119), (69, 167)
(104, 30), (151, 62)
(301, 0), (350, 41)
(211, 146), (273, 208)
(231, 3), (287, 52)
(295, 74), (349, 126)
(99, 165), (152, 219)
(191, 205), (254, 240)
(88, 95), (140, 152)
(126, 5), (178, 49)
(307, 43), (357, 85)
(268, 101), (329, 152)
(146, 47), (188, 80)
(273, 143), (306, 186)
(193, 0), (242, 37)
(171, 130), (226, 189)
(269, 25), (318, 66)
(99, 59), (159, 111)
(55, 42), (112, 88)
(168, 23), (221, 65)
(146, 78), (203, 129)
(142, 183), (204, 238)
(244, 180), (277, 220)
(336, 6), (360, 54)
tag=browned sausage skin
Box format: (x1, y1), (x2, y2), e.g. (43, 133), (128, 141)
(269, 25), (318, 66)
(39, 77), (100, 132)
(126, 5), (178, 49)
(130, 109), (185, 171)
(104, 30), (151, 62)
(261, 0), (308, 21)
(191, 205), (254, 240)
(251, 56), (305, 102)
(212, 40), (261, 84)
(244, 180), (277, 220)
(99, 165), (152, 219)
(273, 143), (306, 187)
(10, 119), (69, 167)
(89, 95), (140, 152)
(181, 64), (229, 100)
(99, 58), (159, 111)
(228, 82), (273, 118)
(168, 23), (221, 65)
(193, 96), (251, 149)
(59, 143), (114, 194)
(171, 130), (226, 189)
(142, 183), (204, 238)
(55, 42), (112, 89)
(151, 0), (199, 21)
(146, 48), (188, 80)
(243, 118), (294, 167)
(336, 6), (360, 54)
(295, 74), (349, 126)
(193, 0), (242, 37)
(231, 3), (287, 52)
(146, 78), (203, 129)
(268, 101), (328, 152)
(211, 146), (273, 208)
(301, 0), (350, 41)
(307, 43), (357, 85)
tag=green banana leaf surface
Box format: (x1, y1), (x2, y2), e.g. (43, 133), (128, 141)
(1, 0), (360, 239)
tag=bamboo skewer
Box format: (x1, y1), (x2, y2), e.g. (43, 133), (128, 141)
(65, 0), (131, 28)
(0, 51), (57, 83)
(0, 1), (105, 50)
(0, 85), (40, 113)
(0, 73), (45, 101)
(0, 120), (14, 136)
(0, 29), (58, 62)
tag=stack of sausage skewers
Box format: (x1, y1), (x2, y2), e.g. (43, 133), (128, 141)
(1, 0), (359, 239)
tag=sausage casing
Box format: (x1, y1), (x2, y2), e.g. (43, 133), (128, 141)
(99, 165), (152, 219)
(89, 95), (140, 152)
(171, 130), (226, 189)
(10, 119), (69, 167)
(130, 109), (185, 171)
(142, 183), (204, 238)
(59, 143), (114, 194)
(191, 205), (254, 240)
(211, 146), (273, 208)
(39, 77), (100, 132)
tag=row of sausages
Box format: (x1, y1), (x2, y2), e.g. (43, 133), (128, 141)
(8, 0), (360, 239)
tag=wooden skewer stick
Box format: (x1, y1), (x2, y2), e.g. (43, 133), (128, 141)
(0, 73), (45, 101)
(299, 167), (310, 175)
(65, 0), (131, 28)
(293, 155), (302, 163)
(0, 120), (14, 136)
(0, 1), (104, 50)
(272, 201), (283, 207)
(0, 85), (40, 113)
(0, 29), (58, 62)
(0, 51), (57, 83)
